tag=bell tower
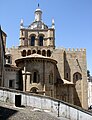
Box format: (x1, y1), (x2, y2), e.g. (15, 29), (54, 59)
(19, 5), (55, 57)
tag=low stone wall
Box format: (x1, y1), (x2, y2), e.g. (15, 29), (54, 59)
(0, 87), (92, 120)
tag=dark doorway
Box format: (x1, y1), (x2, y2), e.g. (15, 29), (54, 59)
(15, 95), (21, 107)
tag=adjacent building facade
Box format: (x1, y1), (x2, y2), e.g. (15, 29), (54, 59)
(0, 27), (7, 86)
(88, 76), (92, 107)
(0, 6), (88, 109)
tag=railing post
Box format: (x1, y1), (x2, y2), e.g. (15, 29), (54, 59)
(58, 101), (60, 117)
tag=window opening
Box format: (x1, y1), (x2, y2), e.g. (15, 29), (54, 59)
(22, 50), (26, 57)
(32, 50), (36, 54)
(73, 72), (82, 82)
(27, 50), (31, 56)
(9, 80), (13, 88)
(37, 50), (41, 54)
(30, 87), (38, 93)
(76, 74), (78, 80)
(66, 73), (68, 79)
(47, 50), (51, 57)
(33, 72), (37, 83)
(39, 36), (43, 46)
(42, 50), (46, 56)
(31, 36), (35, 46)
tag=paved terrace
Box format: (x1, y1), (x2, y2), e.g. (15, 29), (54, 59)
(0, 101), (68, 120)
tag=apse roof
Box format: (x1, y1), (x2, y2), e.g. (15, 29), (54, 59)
(22, 53), (47, 58)
(15, 53), (57, 64)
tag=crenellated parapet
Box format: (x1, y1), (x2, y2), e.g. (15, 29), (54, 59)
(55, 47), (86, 52)
(64, 48), (86, 52)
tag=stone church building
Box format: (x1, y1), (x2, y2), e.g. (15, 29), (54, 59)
(0, 6), (88, 109)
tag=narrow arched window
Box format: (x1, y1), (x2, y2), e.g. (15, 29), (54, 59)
(32, 50), (36, 54)
(27, 50), (31, 56)
(47, 50), (51, 57)
(31, 36), (35, 46)
(37, 50), (41, 54)
(75, 74), (78, 80)
(22, 50), (26, 57)
(39, 36), (43, 46)
(66, 73), (69, 79)
(33, 71), (40, 83)
(33, 72), (37, 83)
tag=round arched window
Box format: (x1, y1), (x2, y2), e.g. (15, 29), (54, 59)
(42, 50), (46, 56)
(31, 36), (35, 46)
(39, 36), (43, 46)
(73, 72), (82, 83)
(47, 50), (51, 57)
(37, 50), (41, 54)
(32, 50), (36, 54)
(30, 87), (38, 93)
(27, 50), (31, 56)
(22, 50), (26, 57)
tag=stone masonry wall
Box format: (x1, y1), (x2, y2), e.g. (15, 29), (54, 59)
(0, 87), (91, 120)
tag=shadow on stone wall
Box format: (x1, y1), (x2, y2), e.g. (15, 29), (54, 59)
(64, 51), (71, 81)
(0, 106), (18, 119)
(73, 88), (82, 107)
(73, 72), (82, 107)
(18, 69), (23, 91)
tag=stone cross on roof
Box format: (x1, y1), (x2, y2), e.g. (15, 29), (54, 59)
(38, 3), (39, 8)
